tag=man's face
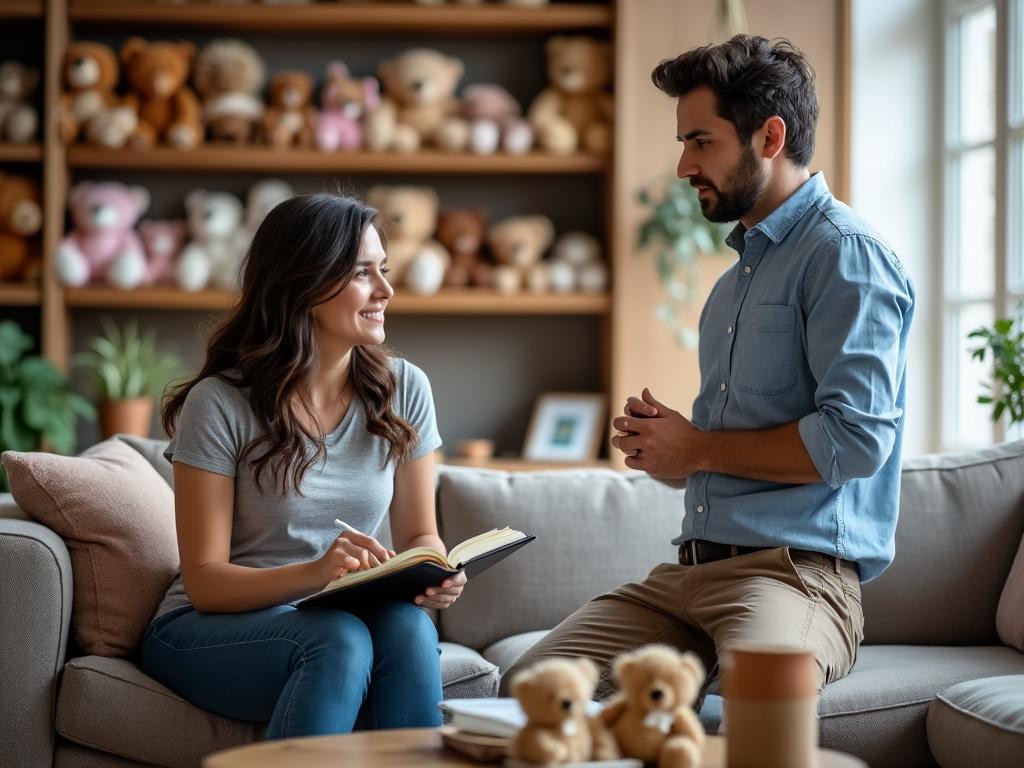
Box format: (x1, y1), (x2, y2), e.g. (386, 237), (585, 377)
(675, 87), (767, 223)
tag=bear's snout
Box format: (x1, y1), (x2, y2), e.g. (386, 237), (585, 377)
(560, 699), (574, 712)
(650, 688), (664, 702)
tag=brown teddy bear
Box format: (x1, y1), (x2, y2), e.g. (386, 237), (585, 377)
(599, 645), (707, 768)
(437, 209), (491, 288)
(528, 36), (613, 155)
(194, 39), (266, 144)
(510, 657), (619, 765)
(366, 185), (450, 294)
(58, 41), (127, 146)
(264, 70), (316, 149)
(0, 172), (42, 282)
(487, 214), (554, 294)
(365, 48), (469, 153)
(120, 37), (203, 149)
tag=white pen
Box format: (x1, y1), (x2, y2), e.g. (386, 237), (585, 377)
(334, 518), (362, 536)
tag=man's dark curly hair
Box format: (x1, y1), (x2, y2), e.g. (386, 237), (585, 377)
(651, 34), (819, 167)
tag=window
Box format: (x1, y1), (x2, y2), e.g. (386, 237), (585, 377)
(943, 0), (1024, 447)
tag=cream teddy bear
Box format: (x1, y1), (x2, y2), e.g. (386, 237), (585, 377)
(194, 39), (266, 144)
(487, 214), (555, 294)
(367, 185), (450, 295)
(176, 190), (247, 292)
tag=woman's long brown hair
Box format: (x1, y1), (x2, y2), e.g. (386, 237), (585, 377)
(162, 193), (418, 494)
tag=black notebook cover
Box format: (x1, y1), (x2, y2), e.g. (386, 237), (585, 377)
(298, 534), (535, 611)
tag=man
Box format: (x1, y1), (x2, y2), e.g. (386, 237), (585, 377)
(502, 35), (915, 697)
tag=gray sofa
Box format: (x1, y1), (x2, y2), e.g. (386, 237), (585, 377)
(2, 437), (1024, 768)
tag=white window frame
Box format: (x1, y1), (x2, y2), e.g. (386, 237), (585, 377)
(941, 0), (1023, 448)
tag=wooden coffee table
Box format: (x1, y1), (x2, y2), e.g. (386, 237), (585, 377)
(203, 728), (867, 767)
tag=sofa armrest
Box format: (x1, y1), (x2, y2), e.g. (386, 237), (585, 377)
(0, 494), (73, 768)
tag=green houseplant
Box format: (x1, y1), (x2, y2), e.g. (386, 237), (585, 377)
(968, 305), (1024, 427)
(75, 318), (182, 440)
(0, 321), (94, 491)
(636, 175), (729, 347)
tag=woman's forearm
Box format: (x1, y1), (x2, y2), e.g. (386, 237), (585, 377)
(183, 560), (325, 613)
(402, 533), (447, 556)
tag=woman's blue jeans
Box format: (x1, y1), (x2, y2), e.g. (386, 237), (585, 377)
(139, 601), (443, 739)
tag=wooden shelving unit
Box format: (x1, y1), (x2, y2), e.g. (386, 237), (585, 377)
(0, 0), (44, 19)
(68, 1), (612, 35)
(0, 143), (43, 163)
(0, 282), (41, 306)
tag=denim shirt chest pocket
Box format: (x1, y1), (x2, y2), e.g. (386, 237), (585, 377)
(734, 304), (798, 395)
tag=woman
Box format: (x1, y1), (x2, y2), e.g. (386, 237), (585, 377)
(140, 193), (464, 739)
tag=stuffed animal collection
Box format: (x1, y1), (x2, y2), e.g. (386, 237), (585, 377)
(510, 644), (707, 767)
(0, 62), (40, 144)
(0, 172), (43, 282)
(56, 35), (610, 155)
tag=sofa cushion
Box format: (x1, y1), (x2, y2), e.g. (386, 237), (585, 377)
(114, 434), (174, 488)
(998, 532), (1024, 653)
(927, 675), (1024, 768)
(2, 440), (178, 657)
(436, 466), (684, 649)
(56, 645), (497, 767)
(483, 630), (549, 674)
(818, 645), (1024, 768)
(861, 440), (1024, 645)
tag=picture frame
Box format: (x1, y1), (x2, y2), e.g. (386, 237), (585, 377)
(522, 392), (606, 462)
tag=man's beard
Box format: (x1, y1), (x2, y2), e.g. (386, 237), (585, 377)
(694, 144), (765, 223)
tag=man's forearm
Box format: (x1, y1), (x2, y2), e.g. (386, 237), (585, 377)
(697, 420), (821, 484)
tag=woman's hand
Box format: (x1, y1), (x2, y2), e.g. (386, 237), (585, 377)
(414, 570), (467, 610)
(313, 532), (395, 585)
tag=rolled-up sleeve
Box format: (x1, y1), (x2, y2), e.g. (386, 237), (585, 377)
(797, 234), (914, 489)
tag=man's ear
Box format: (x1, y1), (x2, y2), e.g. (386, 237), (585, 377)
(757, 115), (787, 161)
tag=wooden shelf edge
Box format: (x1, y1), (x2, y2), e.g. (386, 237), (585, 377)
(68, 1), (612, 34)
(0, 282), (42, 306)
(63, 287), (611, 315)
(66, 146), (608, 175)
(0, 0), (43, 19)
(0, 143), (43, 162)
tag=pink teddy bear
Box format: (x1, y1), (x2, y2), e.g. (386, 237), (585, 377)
(56, 181), (149, 289)
(316, 60), (379, 152)
(138, 219), (187, 285)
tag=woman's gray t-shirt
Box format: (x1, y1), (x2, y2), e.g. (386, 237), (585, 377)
(154, 357), (441, 619)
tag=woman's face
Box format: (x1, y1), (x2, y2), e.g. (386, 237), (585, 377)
(312, 225), (393, 352)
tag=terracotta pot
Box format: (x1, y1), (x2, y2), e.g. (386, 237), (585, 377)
(98, 397), (154, 439)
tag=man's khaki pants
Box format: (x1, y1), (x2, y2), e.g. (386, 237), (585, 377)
(499, 547), (864, 698)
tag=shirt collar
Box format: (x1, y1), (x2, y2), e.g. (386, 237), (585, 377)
(725, 171), (830, 251)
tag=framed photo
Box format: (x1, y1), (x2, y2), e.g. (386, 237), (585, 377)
(523, 392), (606, 462)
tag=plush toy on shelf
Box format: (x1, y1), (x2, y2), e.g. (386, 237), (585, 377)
(57, 181), (150, 289)
(548, 230), (608, 294)
(138, 220), (187, 285)
(264, 71), (316, 149)
(316, 61), (378, 152)
(367, 185), (450, 295)
(0, 62), (39, 144)
(365, 48), (469, 153)
(194, 39), (266, 144)
(487, 214), (554, 294)
(529, 35), (613, 155)
(0, 172), (42, 282)
(460, 84), (532, 155)
(121, 37), (203, 149)
(241, 177), (295, 249)
(58, 41), (137, 149)
(177, 190), (247, 292)
(437, 209), (491, 288)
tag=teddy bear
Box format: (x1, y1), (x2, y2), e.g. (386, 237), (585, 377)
(194, 39), (266, 144)
(0, 62), (39, 144)
(316, 61), (378, 152)
(239, 177), (294, 252)
(547, 231), (608, 294)
(529, 36), (613, 155)
(138, 220), (187, 285)
(176, 190), (247, 292)
(57, 41), (137, 149)
(365, 48), (469, 153)
(120, 37), (203, 149)
(460, 83), (532, 155)
(509, 657), (619, 765)
(366, 185), (450, 294)
(487, 214), (554, 294)
(437, 209), (491, 288)
(56, 181), (150, 289)
(263, 70), (316, 149)
(599, 645), (707, 768)
(0, 172), (42, 282)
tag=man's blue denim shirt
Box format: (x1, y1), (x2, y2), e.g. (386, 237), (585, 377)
(677, 172), (916, 582)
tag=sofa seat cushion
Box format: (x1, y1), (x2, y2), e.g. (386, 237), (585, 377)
(927, 675), (1024, 768)
(483, 630), (549, 674)
(818, 645), (1024, 768)
(57, 645), (497, 767)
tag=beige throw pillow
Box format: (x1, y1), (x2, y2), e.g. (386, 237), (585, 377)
(2, 439), (178, 657)
(998, 533), (1024, 653)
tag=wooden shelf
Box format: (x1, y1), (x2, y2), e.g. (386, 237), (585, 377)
(0, 282), (41, 306)
(0, 143), (43, 163)
(68, 1), (612, 35)
(0, 0), (43, 19)
(66, 146), (608, 175)
(63, 286), (611, 315)
(444, 457), (613, 472)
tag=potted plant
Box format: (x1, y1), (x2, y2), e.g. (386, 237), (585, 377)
(969, 305), (1024, 428)
(75, 318), (182, 440)
(0, 321), (95, 491)
(636, 175), (729, 347)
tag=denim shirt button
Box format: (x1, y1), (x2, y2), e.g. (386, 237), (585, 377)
(720, 382), (727, 392)
(743, 265), (752, 274)
(696, 505), (705, 514)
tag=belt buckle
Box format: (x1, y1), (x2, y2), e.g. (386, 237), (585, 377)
(689, 540), (699, 566)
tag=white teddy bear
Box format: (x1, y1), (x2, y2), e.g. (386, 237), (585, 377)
(176, 190), (247, 292)
(548, 231), (608, 294)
